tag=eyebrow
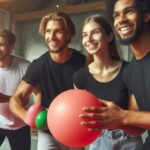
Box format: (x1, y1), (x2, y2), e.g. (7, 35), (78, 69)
(113, 6), (136, 14)
(82, 28), (102, 33)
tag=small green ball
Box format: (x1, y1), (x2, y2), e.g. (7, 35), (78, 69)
(35, 110), (47, 129)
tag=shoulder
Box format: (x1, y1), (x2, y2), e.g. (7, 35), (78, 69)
(73, 67), (88, 88)
(122, 61), (132, 80)
(14, 55), (30, 63)
(34, 51), (49, 61)
(120, 60), (130, 73)
(122, 60), (129, 67)
(13, 56), (30, 67)
(30, 51), (49, 65)
(72, 49), (85, 58)
(73, 67), (88, 81)
(74, 67), (87, 76)
(72, 49), (86, 65)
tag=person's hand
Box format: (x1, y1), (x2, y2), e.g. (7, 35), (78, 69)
(79, 100), (127, 130)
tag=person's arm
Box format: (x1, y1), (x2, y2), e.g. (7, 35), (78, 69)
(118, 95), (145, 136)
(9, 80), (35, 121)
(80, 97), (147, 136)
(0, 93), (11, 103)
(122, 108), (150, 129)
(102, 95), (150, 129)
(80, 100), (150, 129)
(33, 87), (41, 105)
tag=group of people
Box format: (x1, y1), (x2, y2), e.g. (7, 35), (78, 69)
(0, 0), (150, 149)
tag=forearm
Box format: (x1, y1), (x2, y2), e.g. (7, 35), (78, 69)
(9, 96), (27, 121)
(33, 87), (41, 105)
(122, 110), (150, 129)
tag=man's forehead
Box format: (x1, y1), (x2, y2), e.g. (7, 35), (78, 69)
(47, 20), (65, 29)
(114, 0), (135, 13)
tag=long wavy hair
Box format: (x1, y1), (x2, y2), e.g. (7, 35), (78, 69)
(82, 14), (120, 64)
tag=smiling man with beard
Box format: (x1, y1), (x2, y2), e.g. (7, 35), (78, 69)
(9, 12), (85, 150)
(78, 0), (150, 150)
(113, 1), (144, 45)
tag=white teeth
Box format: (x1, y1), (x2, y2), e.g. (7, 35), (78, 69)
(120, 27), (130, 31)
(88, 44), (95, 49)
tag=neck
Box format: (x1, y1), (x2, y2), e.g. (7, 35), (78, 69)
(50, 47), (72, 63)
(131, 29), (150, 59)
(89, 55), (122, 82)
(0, 55), (13, 68)
(93, 53), (113, 70)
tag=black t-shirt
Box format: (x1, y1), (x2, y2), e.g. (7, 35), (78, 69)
(23, 49), (85, 108)
(123, 52), (150, 149)
(123, 52), (150, 111)
(73, 61), (129, 109)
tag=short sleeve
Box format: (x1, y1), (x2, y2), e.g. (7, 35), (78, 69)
(122, 64), (133, 94)
(73, 67), (86, 89)
(23, 59), (41, 86)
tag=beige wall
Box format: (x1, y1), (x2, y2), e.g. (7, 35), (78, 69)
(0, 9), (11, 29)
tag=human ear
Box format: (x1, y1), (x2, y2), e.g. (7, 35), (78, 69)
(144, 13), (150, 22)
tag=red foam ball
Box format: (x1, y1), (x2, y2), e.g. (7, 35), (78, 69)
(47, 89), (103, 147)
(26, 104), (45, 128)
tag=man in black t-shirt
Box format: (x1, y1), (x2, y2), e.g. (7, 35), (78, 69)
(79, 0), (150, 149)
(9, 12), (85, 150)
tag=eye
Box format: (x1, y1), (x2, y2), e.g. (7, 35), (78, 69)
(125, 8), (136, 15)
(56, 29), (65, 35)
(91, 30), (102, 37)
(82, 32), (87, 38)
(113, 13), (119, 20)
(92, 30), (100, 34)
(45, 29), (51, 33)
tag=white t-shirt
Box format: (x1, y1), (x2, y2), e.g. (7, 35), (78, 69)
(0, 56), (30, 130)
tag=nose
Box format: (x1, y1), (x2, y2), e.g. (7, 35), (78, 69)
(118, 13), (128, 24)
(86, 34), (93, 42)
(49, 31), (56, 40)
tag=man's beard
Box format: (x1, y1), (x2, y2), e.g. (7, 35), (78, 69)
(116, 19), (144, 45)
(49, 47), (64, 53)
(0, 54), (8, 61)
(47, 40), (69, 53)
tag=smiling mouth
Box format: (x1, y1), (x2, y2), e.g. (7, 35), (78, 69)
(49, 41), (59, 46)
(86, 43), (98, 49)
(119, 25), (133, 36)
